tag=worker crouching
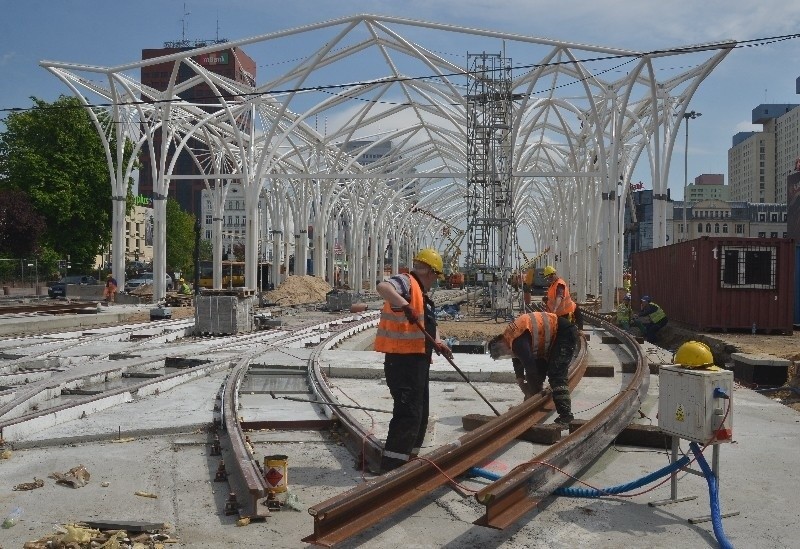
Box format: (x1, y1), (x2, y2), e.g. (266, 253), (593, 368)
(374, 248), (452, 474)
(488, 311), (578, 426)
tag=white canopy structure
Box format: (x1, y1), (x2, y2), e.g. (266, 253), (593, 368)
(40, 14), (734, 310)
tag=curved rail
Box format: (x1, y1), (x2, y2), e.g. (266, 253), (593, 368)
(302, 318), (589, 546)
(473, 311), (649, 527)
(302, 310), (649, 546)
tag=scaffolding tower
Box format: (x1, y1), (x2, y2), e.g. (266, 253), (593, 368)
(464, 52), (519, 319)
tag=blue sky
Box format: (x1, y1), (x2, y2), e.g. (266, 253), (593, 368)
(2, 0), (800, 200)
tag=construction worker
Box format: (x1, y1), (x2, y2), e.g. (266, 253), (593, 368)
(543, 265), (582, 329)
(634, 295), (668, 343)
(487, 311), (577, 426)
(616, 293), (632, 329)
(374, 248), (452, 473)
(103, 274), (117, 304)
(177, 278), (192, 295)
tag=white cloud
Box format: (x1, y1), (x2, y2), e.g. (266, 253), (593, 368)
(0, 52), (16, 66)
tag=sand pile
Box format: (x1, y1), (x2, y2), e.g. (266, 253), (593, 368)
(263, 275), (333, 306)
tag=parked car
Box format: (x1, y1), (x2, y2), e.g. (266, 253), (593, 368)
(124, 272), (173, 293)
(48, 275), (99, 298)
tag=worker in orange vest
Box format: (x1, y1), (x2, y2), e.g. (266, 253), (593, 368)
(488, 311), (577, 426)
(374, 248), (452, 473)
(543, 265), (583, 328)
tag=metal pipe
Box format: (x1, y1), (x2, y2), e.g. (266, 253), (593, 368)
(411, 318), (501, 416)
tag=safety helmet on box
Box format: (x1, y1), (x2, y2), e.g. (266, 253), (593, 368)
(673, 341), (715, 368)
(543, 265), (556, 277)
(413, 248), (445, 280)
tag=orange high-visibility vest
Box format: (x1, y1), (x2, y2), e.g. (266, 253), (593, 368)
(546, 277), (576, 317)
(374, 274), (427, 354)
(502, 312), (559, 359)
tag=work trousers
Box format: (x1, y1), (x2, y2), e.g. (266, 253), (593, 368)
(381, 353), (430, 472)
(548, 322), (576, 416)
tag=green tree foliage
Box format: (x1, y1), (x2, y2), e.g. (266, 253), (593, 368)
(165, 197), (196, 279)
(0, 96), (125, 272)
(0, 188), (46, 258)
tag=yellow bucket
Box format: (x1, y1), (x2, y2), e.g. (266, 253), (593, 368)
(264, 455), (288, 493)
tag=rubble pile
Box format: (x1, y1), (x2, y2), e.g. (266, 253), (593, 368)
(262, 275), (333, 306)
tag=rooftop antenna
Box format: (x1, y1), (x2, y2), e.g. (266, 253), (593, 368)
(216, 10), (220, 42)
(181, 2), (190, 42)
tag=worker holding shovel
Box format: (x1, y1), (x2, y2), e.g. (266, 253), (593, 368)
(374, 248), (453, 474)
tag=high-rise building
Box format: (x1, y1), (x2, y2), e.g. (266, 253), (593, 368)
(686, 173), (729, 202)
(728, 104), (798, 204)
(138, 40), (256, 218)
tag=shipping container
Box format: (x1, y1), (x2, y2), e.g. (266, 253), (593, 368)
(630, 237), (795, 333)
(795, 245), (800, 327)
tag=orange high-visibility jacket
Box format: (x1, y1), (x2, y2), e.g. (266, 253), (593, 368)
(502, 312), (559, 359)
(374, 274), (427, 354)
(546, 277), (576, 317)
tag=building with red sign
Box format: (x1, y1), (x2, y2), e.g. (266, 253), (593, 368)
(137, 41), (256, 218)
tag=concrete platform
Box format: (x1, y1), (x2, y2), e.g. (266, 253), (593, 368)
(0, 317), (797, 548)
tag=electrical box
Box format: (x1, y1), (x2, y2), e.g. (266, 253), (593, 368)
(658, 365), (733, 444)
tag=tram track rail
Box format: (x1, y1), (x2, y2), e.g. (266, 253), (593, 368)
(296, 309), (648, 546)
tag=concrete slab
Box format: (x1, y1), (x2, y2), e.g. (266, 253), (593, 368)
(0, 312), (798, 548)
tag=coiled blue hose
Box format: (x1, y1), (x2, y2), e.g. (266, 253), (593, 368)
(469, 454), (690, 498)
(689, 442), (734, 549)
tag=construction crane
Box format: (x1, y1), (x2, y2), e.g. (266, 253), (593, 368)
(410, 206), (466, 288)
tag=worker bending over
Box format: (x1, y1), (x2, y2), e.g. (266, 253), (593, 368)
(374, 248), (452, 473)
(488, 311), (578, 426)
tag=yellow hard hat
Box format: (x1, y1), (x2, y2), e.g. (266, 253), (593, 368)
(413, 248), (445, 280)
(674, 341), (715, 368)
(543, 265), (556, 277)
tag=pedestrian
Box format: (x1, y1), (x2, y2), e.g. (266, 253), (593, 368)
(616, 293), (632, 329)
(543, 265), (582, 329)
(374, 248), (453, 473)
(487, 311), (577, 426)
(103, 274), (117, 304)
(635, 295), (668, 343)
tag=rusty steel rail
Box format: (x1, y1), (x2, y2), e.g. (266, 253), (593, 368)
(219, 313), (379, 519)
(473, 312), (649, 528)
(302, 322), (590, 547)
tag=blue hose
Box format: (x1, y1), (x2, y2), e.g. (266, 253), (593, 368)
(469, 455), (691, 498)
(689, 442), (734, 549)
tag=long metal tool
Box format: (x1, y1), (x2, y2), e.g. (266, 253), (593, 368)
(269, 392), (392, 414)
(410, 318), (501, 416)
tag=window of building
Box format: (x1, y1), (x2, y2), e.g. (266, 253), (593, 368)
(205, 214), (212, 225)
(706, 223), (711, 233)
(770, 232), (778, 238)
(758, 232), (766, 238)
(722, 224), (728, 234)
(770, 213), (778, 222)
(714, 223), (720, 233)
(759, 213), (766, 222)
(698, 223), (703, 233)
(721, 245), (776, 289)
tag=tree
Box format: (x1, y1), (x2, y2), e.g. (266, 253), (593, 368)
(0, 188), (46, 258)
(166, 197), (196, 279)
(0, 96), (130, 272)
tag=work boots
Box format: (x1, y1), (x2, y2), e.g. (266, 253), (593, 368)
(516, 378), (532, 400)
(552, 385), (574, 426)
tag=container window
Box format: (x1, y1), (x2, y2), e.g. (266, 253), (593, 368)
(720, 245), (776, 289)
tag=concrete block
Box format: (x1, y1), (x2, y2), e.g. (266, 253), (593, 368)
(451, 340), (487, 354)
(462, 413), (563, 444)
(568, 419), (673, 449)
(584, 364), (615, 377)
(730, 352), (790, 386)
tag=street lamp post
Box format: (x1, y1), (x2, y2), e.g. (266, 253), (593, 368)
(683, 110), (702, 242)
